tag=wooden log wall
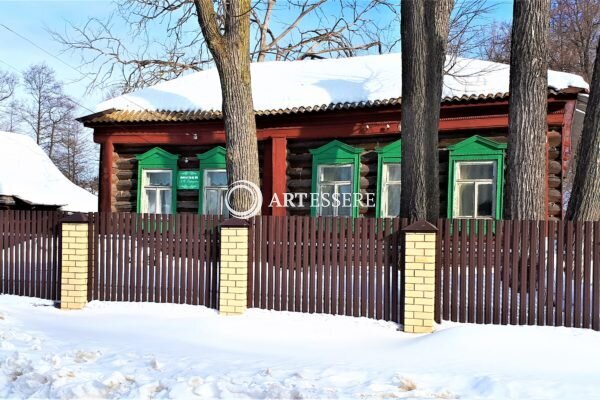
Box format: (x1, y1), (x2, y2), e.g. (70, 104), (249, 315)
(286, 127), (564, 219)
(112, 144), (265, 213)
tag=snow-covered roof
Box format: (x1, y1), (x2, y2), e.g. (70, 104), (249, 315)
(94, 53), (588, 119)
(0, 131), (97, 212)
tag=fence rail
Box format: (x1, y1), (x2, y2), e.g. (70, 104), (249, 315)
(0, 210), (62, 300)
(248, 216), (408, 322)
(436, 219), (600, 330)
(89, 213), (222, 307)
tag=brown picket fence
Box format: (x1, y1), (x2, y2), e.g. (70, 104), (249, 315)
(247, 216), (409, 322)
(0, 210), (63, 300)
(89, 213), (223, 307)
(436, 219), (600, 330)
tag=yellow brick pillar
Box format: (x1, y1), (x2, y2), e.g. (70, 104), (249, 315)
(402, 220), (438, 333)
(60, 214), (90, 310)
(219, 219), (249, 316)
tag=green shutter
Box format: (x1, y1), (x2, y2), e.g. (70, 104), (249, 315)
(375, 139), (402, 218)
(197, 146), (227, 215)
(309, 140), (363, 217)
(136, 147), (179, 213)
(447, 136), (507, 220)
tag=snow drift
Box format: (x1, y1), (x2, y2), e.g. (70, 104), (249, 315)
(0, 131), (97, 212)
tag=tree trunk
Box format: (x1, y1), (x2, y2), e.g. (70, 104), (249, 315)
(400, 0), (453, 222)
(566, 40), (600, 220)
(506, 0), (550, 220)
(194, 0), (260, 215)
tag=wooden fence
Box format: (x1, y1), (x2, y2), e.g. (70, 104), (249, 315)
(89, 213), (222, 307)
(436, 219), (600, 330)
(247, 216), (408, 322)
(0, 210), (63, 300)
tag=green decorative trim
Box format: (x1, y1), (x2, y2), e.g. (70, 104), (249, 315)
(375, 139), (402, 218)
(310, 140), (363, 217)
(446, 135), (507, 220)
(197, 146), (227, 214)
(136, 147), (179, 213)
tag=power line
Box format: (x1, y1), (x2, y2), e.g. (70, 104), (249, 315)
(0, 23), (149, 113)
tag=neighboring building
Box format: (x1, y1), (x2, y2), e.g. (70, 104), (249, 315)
(79, 53), (588, 220)
(0, 131), (97, 212)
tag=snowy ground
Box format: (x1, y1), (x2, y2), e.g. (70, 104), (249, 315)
(1, 295), (600, 399)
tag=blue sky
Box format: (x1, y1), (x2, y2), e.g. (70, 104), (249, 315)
(0, 0), (514, 114)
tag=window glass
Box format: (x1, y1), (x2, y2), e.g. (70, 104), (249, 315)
(142, 170), (172, 214)
(477, 183), (494, 217)
(203, 169), (228, 216)
(386, 185), (401, 217)
(317, 165), (353, 217)
(387, 164), (402, 182)
(381, 163), (401, 217)
(321, 165), (352, 182)
(206, 170), (227, 187)
(457, 183), (475, 217)
(454, 161), (496, 219)
(147, 171), (172, 186)
(459, 163), (494, 180)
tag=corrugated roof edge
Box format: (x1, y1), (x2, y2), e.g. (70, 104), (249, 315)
(79, 87), (587, 126)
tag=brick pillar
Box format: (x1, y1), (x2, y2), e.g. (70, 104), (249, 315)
(60, 214), (90, 310)
(219, 219), (249, 316)
(402, 220), (438, 333)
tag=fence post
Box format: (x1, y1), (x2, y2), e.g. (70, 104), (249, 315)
(402, 220), (438, 333)
(218, 218), (249, 316)
(59, 213), (90, 310)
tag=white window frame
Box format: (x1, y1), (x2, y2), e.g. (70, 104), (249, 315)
(202, 168), (228, 216)
(141, 169), (173, 214)
(381, 163), (401, 218)
(317, 164), (354, 217)
(453, 160), (497, 219)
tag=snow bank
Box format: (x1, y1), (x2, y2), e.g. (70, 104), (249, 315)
(0, 131), (97, 212)
(1, 294), (600, 399)
(97, 53), (589, 114)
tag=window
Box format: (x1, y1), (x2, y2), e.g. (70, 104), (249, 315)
(136, 147), (178, 214)
(453, 161), (496, 218)
(142, 170), (173, 214)
(317, 164), (353, 216)
(198, 147), (228, 216)
(381, 163), (401, 217)
(203, 169), (229, 216)
(376, 140), (402, 218)
(447, 136), (506, 220)
(310, 140), (363, 217)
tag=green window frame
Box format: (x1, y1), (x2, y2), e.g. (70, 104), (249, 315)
(136, 147), (179, 214)
(447, 136), (506, 220)
(197, 146), (228, 216)
(376, 139), (402, 218)
(310, 140), (363, 217)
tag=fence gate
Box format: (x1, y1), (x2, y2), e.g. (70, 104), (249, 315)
(89, 213), (222, 307)
(248, 216), (408, 322)
(0, 210), (63, 301)
(436, 219), (600, 330)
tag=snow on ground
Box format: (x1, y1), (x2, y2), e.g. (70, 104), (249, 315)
(1, 295), (600, 399)
(0, 132), (97, 212)
(96, 53), (589, 114)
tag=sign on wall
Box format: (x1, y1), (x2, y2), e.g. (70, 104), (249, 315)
(177, 170), (200, 190)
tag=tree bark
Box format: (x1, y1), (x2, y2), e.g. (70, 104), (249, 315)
(506, 0), (550, 220)
(566, 40), (600, 220)
(194, 0), (260, 215)
(400, 0), (453, 222)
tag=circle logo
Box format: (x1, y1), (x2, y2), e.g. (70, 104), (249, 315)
(225, 180), (263, 219)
